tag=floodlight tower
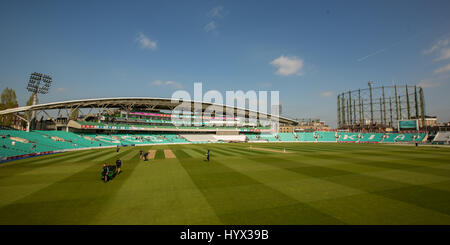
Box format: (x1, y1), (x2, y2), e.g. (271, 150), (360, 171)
(26, 72), (52, 131)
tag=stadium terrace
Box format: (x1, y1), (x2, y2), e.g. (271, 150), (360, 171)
(0, 94), (435, 162)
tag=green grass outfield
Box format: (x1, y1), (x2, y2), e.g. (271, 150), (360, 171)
(1, 143), (450, 225)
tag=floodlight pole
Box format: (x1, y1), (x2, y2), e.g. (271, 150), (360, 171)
(29, 91), (39, 131)
(26, 72), (52, 132)
(27, 80), (40, 132)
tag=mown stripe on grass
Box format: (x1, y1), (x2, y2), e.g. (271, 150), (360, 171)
(181, 149), (204, 158)
(186, 146), (230, 158)
(1, 149), (95, 168)
(97, 154), (222, 224)
(0, 150), (109, 178)
(259, 154), (413, 194)
(92, 148), (133, 162)
(154, 149), (165, 160)
(223, 146), (270, 156)
(178, 157), (343, 224)
(204, 147), (235, 157)
(61, 149), (117, 163)
(247, 155), (310, 169)
(374, 185), (450, 216)
(122, 150), (139, 161)
(223, 155), (365, 203)
(172, 149), (192, 159)
(190, 148), (210, 157)
(0, 148), (142, 224)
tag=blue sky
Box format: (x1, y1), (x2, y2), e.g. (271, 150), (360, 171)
(1, 0), (450, 126)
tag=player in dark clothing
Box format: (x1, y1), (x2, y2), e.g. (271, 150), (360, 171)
(116, 158), (122, 174)
(206, 149), (210, 162)
(143, 152), (149, 161)
(139, 149), (143, 160)
(102, 164), (108, 182)
(116, 145), (120, 153)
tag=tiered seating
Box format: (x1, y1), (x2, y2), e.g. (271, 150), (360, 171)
(81, 134), (117, 145)
(163, 134), (190, 143)
(277, 133), (297, 142)
(413, 133), (427, 142)
(0, 136), (33, 157)
(433, 132), (450, 143)
(139, 134), (169, 144)
(359, 133), (383, 143)
(316, 132), (336, 142)
(213, 135), (246, 142)
(337, 132), (359, 142)
(0, 128), (434, 161)
(259, 134), (279, 142)
(36, 130), (103, 148)
(382, 133), (426, 143)
(0, 130), (72, 153)
(246, 134), (261, 141)
(180, 134), (218, 143)
(296, 132), (316, 142)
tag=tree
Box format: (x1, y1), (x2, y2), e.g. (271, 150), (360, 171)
(25, 94), (38, 121)
(0, 87), (19, 127)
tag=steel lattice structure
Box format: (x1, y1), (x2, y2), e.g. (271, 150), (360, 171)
(337, 84), (425, 130)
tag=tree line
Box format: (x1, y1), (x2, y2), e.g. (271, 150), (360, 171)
(0, 87), (36, 128)
(1, 87), (80, 129)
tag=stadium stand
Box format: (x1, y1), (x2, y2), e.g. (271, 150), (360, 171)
(316, 131), (337, 142)
(337, 132), (359, 142)
(382, 133), (426, 143)
(277, 133), (297, 142)
(213, 135), (246, 142)
(296, 132), (316, 142)
(259, 134), (279, 142)
(433, 132), (450, 144)
(246, 134), (262, 141)
(359, 133), (384, 143)
(163, 134), (190, 143)
(180, 134), (218, 143)
(0, 129), (432, 162)
(35, 130), (104, 148)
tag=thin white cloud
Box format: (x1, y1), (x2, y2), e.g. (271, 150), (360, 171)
(55, 87), (66, 93)
(204, 21), (216, 32)
(270, 55), (304, 76)
(435, 48), (450, 62)
(358, 33), (419, 62)
(208, 6), (224, 18)
(434, 63), (450, 74)
(151, 80), (162, 86)
(150, 80), (183, 89)
(136, 32), (157, 50)
(357, 48), (388, 62)
(320, 91), (334, 97)
(165, 80), (183, 89)
(417, 80), (441, 88)
(205, 6), (225, 33)
(423, 38), (449, 55)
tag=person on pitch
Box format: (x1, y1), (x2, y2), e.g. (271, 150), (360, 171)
(116, 157), (122, 174)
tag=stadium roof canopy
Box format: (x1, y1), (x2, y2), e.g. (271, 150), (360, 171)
(0, 97), (297, 125)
